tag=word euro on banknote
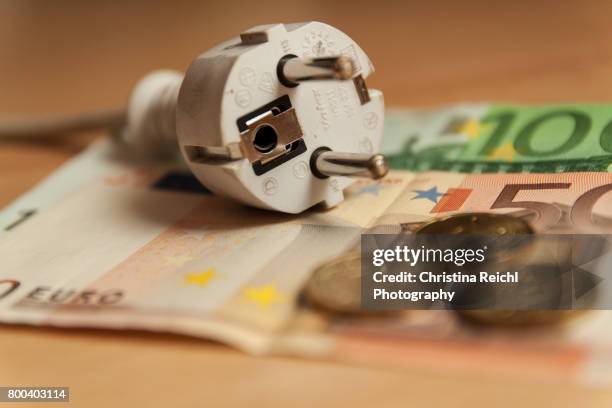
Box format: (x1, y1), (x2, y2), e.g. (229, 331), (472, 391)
(383, 104), (612, 173)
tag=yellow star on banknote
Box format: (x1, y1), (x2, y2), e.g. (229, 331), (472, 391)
(243, 284), (284, 307)
(455, 119), (493, 140)
(488, 143), (516, 161)
(184, 268), (218, 287)
(164, 254), (194, 267)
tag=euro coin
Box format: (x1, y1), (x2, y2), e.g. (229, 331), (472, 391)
(414, 212), (536, 271)
(306, 252), (386, 315)
(415, 212), (590, 327)
(415, 212), (534, 235)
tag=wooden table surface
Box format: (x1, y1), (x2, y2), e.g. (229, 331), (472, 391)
(1, 1), (612, 406)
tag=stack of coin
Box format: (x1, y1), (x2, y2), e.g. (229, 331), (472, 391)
(306, 212), (592, 326)
(415, 212), (588, 326)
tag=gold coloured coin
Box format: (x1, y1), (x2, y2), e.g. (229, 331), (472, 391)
(416, 212), (588, 327)
(305, 252), (369, 315)
(415, 211), (535, 268)
(415, 212), (534, 235)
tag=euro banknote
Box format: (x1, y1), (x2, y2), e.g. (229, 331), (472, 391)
(383, 104), (612, 173)
(1, 150), (612, 383)
(2, 107), (612, 385)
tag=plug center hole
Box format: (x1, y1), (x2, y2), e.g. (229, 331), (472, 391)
(253, 125), (278, 153)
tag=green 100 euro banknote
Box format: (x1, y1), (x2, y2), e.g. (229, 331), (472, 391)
(383, 104), (612, 173)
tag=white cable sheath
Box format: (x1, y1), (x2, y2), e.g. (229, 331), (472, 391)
(122, 70), (183, 156)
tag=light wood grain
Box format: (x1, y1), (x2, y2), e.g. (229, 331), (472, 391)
(1, 1), (611, 406)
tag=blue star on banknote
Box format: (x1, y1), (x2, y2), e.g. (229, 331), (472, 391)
(411, 186), (446, 203)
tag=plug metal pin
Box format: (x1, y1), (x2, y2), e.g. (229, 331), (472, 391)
(278, 55), (357, 87)
(311, 148), (388, 180)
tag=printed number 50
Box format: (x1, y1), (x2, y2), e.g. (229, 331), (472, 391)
(491, 183), (612, 230)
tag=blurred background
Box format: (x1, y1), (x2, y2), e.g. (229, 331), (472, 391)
(2, 0), (612, 113)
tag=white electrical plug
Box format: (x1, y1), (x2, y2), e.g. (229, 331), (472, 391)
(126, 21), (386, 213)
